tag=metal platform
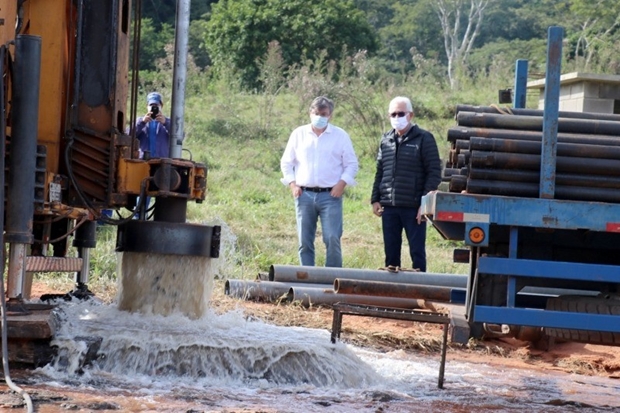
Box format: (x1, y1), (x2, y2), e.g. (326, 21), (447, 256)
(330, 303), (451, 388)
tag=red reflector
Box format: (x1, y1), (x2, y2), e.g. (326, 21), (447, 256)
(436, 211), (464, 222)
(606, 223), (620, 232)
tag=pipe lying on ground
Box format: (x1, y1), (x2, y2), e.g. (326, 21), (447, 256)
(225, 279), (332, 302)
(334, 278), (464, 302)
(269, 265), (467, 289)
(287, 285), (426, 309)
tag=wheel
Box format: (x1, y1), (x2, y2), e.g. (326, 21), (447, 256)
(545, 295), (620, 345)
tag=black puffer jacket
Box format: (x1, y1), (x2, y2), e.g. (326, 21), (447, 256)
(371, 124), (442, 208)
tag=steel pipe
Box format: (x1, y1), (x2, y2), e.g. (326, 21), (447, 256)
(455, 104), (620, 122)
(465, 179), (620, 202)
(468, 168), (620, 189)
(334, 278), (463, 302)
(225, 279), (331, 302)
(457, 111), (620, 136)
(269, 265), (467, 288)
(469, 151), (620, 176)
(447, 127), (620, 147)
(287, 286), (426, 309)
(470, 136), (620, 160)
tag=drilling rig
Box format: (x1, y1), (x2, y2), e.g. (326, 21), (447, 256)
(0, 0), (219, 322)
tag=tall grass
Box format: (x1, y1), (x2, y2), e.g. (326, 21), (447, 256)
(56, 48), (517, 291)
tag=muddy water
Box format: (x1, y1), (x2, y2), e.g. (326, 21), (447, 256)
(17, 299), (619, 413)
(117, 252), (216, 319)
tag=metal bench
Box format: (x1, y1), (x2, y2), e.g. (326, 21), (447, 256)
(330, 302), (451, 389)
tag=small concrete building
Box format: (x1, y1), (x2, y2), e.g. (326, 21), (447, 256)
(527, 72), (620, 114)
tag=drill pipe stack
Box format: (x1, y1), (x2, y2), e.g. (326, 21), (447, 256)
(444, 105), (620, 203)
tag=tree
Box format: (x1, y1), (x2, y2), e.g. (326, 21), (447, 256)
(204, 0), (378, 89)
(433, 0), (490, 89)
(566, 0), (620, 70)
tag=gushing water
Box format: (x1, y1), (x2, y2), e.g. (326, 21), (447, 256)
(116, 252), (215, 319)
(45, 300), (379, 388)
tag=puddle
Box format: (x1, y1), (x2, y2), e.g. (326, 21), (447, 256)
(12, 299), (617, 412)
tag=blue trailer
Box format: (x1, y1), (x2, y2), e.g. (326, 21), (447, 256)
(421, 27), (620, 345)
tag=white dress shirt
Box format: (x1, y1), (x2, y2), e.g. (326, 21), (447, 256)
(280, 123), (359, 188)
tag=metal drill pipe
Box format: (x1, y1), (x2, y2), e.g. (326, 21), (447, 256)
(457, 111), (620, 136)
(469, 136), (620, 160)
(455, 104), (620, 122)
(287, 285), (426, 309)
(465, 179), (620, 203)
(470, 151), (620, 176)
(225, 279), (332, 301)
(334, 278), (462, 302)
(447, 127), (620, 146)
(269, 264), (467, 288)
(468, 168), (620, 189)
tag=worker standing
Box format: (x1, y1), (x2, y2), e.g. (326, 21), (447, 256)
(135, 92), (171, 159)
(371, 96), (442, 272)
(280, 96), (359, 267)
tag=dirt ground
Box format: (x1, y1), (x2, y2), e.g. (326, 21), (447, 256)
(209, 289), (620, 380)
(2, 281), (620, 413)
(25, 280), (620, 379)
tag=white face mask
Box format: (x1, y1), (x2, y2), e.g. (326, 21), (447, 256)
(390, 115), (409, 131)
(310, 114), (329, 129)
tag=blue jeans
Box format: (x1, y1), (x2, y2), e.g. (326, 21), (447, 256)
(295, 191), (343, 267)
(382, 206), (427, 271)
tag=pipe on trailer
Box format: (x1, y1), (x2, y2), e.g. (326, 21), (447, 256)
(287, 286), (426, 309)
(447, 127), (620, 147)
(468, 168), (620, 189)
(334, 278), (463, 302)
(456, 111), (620, 136)
(269, 265), (467, 289)
(469, 136), (620, 160)
(469, 151), (620, 177)
(455, 104), (620, 122)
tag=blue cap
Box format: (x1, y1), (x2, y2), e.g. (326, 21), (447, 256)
(147, 92), (163, 105)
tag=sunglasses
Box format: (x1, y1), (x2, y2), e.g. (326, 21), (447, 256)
(389, 111), (408, 118)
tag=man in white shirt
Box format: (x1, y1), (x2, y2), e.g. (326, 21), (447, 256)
(280, 96), (359, 267)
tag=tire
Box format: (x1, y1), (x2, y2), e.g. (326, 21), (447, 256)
(545, 295), (620, 345)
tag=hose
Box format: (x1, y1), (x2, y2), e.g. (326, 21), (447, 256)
(0, 270), (34, 413)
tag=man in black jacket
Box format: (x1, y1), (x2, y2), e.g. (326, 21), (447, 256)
(371, 96), (442, 272)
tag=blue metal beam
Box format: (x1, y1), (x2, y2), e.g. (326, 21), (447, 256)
(475, 306), (620, 333)
(540, 26), (563, 199)
(478, 257), (620, 283)
(424, 191), (620, 233)
(513, 59), (528, 109)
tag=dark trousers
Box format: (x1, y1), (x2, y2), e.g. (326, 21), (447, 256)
(381, 206), (427, 271)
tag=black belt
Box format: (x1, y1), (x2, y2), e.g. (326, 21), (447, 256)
(301, 186), (332, 193)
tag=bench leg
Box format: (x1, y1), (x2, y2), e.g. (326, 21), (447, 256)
(437, 323), (449, 389)
(331, 310), (343, 344)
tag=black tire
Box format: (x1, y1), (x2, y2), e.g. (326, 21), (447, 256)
(545, 295), (620, 345)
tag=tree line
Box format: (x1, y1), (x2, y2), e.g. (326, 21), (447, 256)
(137, 0), (620, 90)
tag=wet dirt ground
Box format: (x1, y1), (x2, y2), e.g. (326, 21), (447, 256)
(1, 282), (620, 412)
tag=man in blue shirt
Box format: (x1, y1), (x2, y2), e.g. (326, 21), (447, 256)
(135, 92), (171, 159)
